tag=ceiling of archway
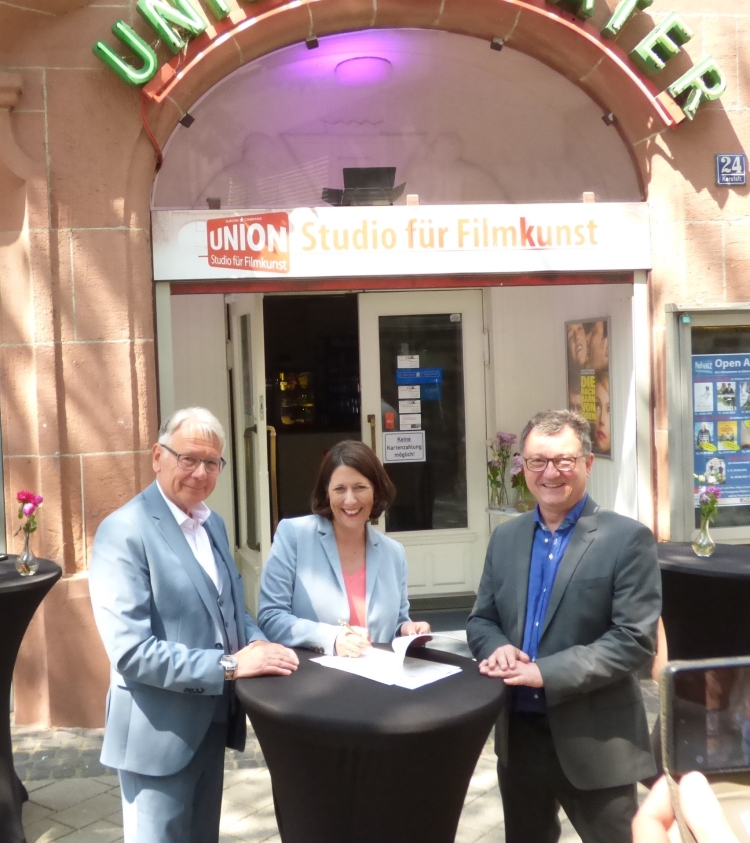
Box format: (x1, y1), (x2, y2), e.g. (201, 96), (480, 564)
(153, 29), (642, 211)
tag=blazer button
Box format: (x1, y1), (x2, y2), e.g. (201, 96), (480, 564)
(224, 621), (229, 628)
(215, 643), (223, 649)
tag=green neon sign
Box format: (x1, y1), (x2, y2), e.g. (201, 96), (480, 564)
(92, 0), (726, 120)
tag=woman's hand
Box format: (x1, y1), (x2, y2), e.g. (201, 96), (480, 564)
(400, 621), (431, 637)
(335, 626), (371, 658)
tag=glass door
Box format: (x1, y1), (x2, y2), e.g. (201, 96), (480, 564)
(227, 293), (271, 612)
(358, 290), (488, 596)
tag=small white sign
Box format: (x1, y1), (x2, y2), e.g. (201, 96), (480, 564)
(399, 400), (421, 414)
(398, 385), (420, 399)
(397, 355), (419, 369)
(400, 414), (422, 430)
(383, 431), (426, 463)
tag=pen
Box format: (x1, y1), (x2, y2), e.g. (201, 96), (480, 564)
(337, 619), (369, 641)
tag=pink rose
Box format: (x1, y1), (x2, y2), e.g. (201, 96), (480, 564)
(22, 502), (36, 517)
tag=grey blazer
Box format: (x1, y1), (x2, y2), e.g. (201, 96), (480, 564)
(89, 481), (266, 776)
(467, 496), (661, 790)
(258, 514), (411, 654)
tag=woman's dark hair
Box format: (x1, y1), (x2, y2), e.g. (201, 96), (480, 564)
(311, 440), (396, 520)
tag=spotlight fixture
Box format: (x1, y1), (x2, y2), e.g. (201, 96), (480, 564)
(602, 111), (616, 126)
(305, 35), (319, 49)
(490, 37), (504, 52)
(178, 113), (195, 128)
(322, 167), (405, 207)
(206, 197), (221, 210)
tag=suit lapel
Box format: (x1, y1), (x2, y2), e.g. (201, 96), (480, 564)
(144, 482), (225, 639)
(514, 515), (536, 645)
(318, 517), (346, 593)
(540, 498), (599, 638)
(364, 525), (381, 617)
(205, 516), (247, 647)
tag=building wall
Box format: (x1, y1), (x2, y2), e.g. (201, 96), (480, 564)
(0, 0), (748, 724)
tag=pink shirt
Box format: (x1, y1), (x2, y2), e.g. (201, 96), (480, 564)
(342, 565), (366, 628)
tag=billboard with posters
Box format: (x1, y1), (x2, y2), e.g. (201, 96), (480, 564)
(565, 318), (611, 458)
(692, 353), (750, 506)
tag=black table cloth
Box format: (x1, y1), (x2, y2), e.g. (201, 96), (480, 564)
(236, 646), (506, 843)
(658, 542), (750, 660)
(0, 557), (61, 843)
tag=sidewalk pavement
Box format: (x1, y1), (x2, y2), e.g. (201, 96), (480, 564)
(14, 675), (659, 843)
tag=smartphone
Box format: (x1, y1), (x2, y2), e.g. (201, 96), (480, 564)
(662, 658), (750, 842)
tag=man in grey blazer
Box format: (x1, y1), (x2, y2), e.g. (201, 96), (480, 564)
(468, 410), (661, 843)
(89, 407), (298, 843)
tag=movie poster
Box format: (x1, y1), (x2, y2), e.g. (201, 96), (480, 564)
(692, 354), (750, 506)
(565, 318), (611, 458)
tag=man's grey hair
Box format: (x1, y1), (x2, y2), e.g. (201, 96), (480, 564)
(158, 407), (226, 454)
(520, 410), (592, 455)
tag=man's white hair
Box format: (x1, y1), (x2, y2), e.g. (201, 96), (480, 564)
(158, 407), (226, 454)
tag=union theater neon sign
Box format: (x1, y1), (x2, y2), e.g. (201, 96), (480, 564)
(93, 0), (725, 121)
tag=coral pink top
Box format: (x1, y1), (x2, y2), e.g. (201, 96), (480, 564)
(342, 565), (366, 628)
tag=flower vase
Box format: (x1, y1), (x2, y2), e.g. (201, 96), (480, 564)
(489, 483), (508, 509)
(16, 530), (39, 576)
(514, 487), (536, 513)
(692, 517), (716, 558)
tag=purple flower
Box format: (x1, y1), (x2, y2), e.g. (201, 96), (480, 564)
(495, 432), (517, 447)
(22, 502), (36, 517)
(706, 486), (722, 500)
(699, 492), (710, 505)
(510, 454), (524, 476)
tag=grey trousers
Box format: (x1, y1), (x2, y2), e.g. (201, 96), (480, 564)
(118, 722), (226, 843)
(498, 712), (638, 843)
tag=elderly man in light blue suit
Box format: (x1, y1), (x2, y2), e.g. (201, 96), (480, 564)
(90, 407), (298, 843)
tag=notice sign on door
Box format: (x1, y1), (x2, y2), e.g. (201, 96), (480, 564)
(383, 431), (426, 463)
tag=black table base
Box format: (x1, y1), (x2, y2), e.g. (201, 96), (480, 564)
(659, 543), (750, 661)
(0, 558), (61, 843)
(238, 647), (505, 843)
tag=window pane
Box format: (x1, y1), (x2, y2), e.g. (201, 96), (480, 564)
(378, 314), (467, 531)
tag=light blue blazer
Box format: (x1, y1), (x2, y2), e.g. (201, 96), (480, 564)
(89, 481), (266, 777)
(258, 514), (411, 655)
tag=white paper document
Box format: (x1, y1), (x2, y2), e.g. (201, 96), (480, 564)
(311, 634), (462, 689)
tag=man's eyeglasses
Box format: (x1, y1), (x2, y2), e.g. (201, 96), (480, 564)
(522, 455), (586, 473)
(161, 444), (226, 475)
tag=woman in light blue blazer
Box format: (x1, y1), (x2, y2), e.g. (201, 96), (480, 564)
(258, 440), (430, 657)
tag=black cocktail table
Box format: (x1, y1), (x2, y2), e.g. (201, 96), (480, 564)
(0, 557), (61, 843)
(236, 647), (505, 843)
(658, 542), (750, 660)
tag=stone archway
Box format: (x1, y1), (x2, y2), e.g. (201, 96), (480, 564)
(141, 0), (679, 192)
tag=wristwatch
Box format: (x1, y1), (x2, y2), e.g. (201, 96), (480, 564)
(219, 654), (238, 681)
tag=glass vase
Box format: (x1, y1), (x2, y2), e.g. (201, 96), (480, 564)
(16, 530), (39, 576)
(489, 481), (509, 509)
(514, 487), (536, 513)
(692, 517), (716, 558)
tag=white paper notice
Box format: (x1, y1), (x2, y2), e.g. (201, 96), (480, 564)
(400, 414), (421, 430)
(311, 635), (463, 689)
(397, 355), (419, 368)
(398, 385), (420, 399)
(399, 400), (421, 414)
(383, 431), (426, 463)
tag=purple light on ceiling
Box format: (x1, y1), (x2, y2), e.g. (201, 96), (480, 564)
(335, 57), (392, 87)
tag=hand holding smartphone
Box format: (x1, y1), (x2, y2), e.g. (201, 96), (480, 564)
(660, 657), (750, 843)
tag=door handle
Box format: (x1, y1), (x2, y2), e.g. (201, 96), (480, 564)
(366, 415), (379, 525)
(267, 425), (279, 536)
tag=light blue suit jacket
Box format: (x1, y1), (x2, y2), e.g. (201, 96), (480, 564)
(89, 481), (266, 777)
(258, 514), (411, 654)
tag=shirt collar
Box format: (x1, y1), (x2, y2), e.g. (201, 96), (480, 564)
(156, 480), (211, 527)
(534, 492), (588, 533)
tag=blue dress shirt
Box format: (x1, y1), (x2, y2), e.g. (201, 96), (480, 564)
(513, 493), (589, 713)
